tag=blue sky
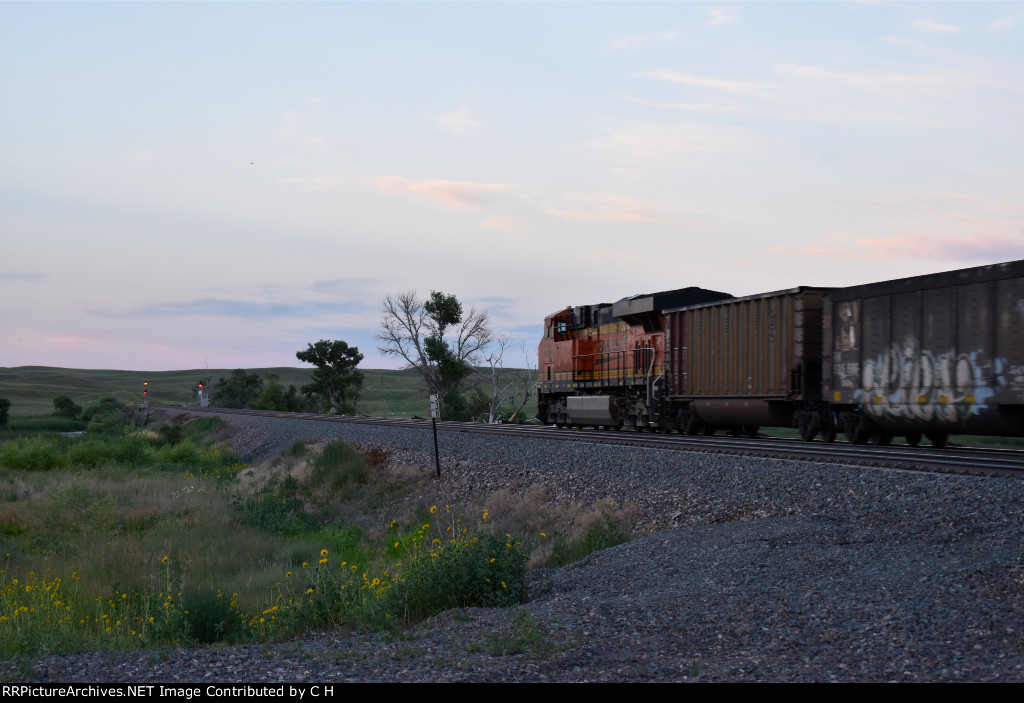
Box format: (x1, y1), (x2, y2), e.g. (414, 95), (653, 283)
(2, 1), (1022, 370)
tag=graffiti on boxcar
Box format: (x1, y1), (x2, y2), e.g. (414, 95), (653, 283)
(835, 361), (861, 389)
(1007, 363), (1024, 387)
(837, 302), (858, 351)
(854, 339), (1003, 426)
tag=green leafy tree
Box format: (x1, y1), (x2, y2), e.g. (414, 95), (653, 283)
(52, 395), (83, 419)
(0, 398), (10, 427)
(255, 374), (307, 412)
(212, 369), (264, 409)
(376, 290), (492, 420)
(82, 396), (122, 422)
(296, 340), (365, 414)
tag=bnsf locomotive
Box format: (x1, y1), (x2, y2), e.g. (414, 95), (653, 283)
(537, 259), (1024, 447)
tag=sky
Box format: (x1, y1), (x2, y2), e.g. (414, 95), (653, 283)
(2, 1), (1023, 371)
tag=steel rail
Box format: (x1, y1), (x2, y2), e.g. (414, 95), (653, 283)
(156, 405), (1024, 479)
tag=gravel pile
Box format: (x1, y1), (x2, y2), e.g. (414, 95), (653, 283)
(6, 411), (1024, 682)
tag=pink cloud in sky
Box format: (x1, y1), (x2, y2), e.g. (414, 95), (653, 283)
(538, 191), (679, 224)
(481, 216), (519, 232)
(541, 207), (658, 224)
(362, 176), (512, 208)
(769, 232), (1024, 264)
(857, 233), (1024, 262)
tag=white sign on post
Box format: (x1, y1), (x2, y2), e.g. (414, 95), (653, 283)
(429, 394), (440, 419)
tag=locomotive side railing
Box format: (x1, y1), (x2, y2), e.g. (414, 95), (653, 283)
(571, 347), (656, 387)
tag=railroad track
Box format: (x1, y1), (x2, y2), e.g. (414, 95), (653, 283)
(158, 406), (1024, 479)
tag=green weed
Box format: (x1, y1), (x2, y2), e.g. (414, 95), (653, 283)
(545, 514), (629, 568)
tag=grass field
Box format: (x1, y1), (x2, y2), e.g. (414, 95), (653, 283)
(0, 418), (626, 656)
(0, 366), (538, 420)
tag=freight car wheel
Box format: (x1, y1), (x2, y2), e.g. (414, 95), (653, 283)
(820, 424), (837, 443)
(905, 433), (922, 447)
(841, 412), (872, 444)
(926, 432), (949, 448)
(869, 430), (893, 446)
(797, 413), (820, 442)
(743, 426), (759, 438)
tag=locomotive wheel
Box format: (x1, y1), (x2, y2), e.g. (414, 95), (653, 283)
(905, 433), (922, 447)
(926, 432), (949, 448)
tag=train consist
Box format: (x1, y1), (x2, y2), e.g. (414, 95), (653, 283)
(537, 259), (1024, 446)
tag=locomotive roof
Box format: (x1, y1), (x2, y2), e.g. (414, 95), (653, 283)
(545, 286), (732, 319)
(611, 286), (733, 321)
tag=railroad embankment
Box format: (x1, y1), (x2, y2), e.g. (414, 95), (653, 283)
(7, 409), (1024, 682)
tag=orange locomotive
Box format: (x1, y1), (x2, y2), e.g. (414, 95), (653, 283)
(537, 287), (732, 430)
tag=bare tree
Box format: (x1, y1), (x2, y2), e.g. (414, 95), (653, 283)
(376, 290), (493, 414)
(472, 336), (539, 423)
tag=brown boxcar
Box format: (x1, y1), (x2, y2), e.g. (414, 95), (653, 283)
(824, 259), (1024, 446)
(664, 288), (828, 433)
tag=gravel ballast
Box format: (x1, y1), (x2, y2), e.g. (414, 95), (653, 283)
(6, 411), (1024, 682)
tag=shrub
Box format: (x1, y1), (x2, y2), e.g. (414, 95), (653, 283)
(158, 439), (203, 466)
(546, 513), (629, 568)
(158, 424), (184, 446)
(113, 432), (156, 465)
(10, 417), (86, 432)
(82, 397), (124, 425)
(0, 436), (66, 471)
(87, 421), (120, 435)
(309, 441), (367, 491)
(181, 589), (250, 645)
(52, 396), (82, 420)
(67, 438), (117, 468)
(380, 511), (527, 623)
(233, 491), (320, 536)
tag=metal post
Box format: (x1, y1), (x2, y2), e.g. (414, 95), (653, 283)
(429, 394), (441, 477)
(432, 417), (441, 478)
